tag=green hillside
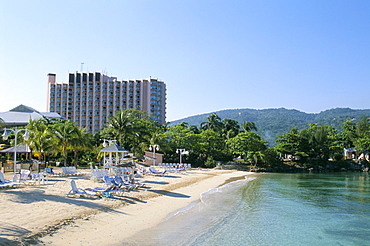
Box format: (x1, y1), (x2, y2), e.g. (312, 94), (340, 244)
(169, 107), (370, 146)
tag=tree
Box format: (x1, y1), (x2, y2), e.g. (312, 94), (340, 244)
(339, 119), (357, 148)
(106, 110), (136, 147)
(104, 109), (159, 155)
(354, 116), (370, 155)
(199, 129), (231, 165)
(165, 123), (202, 164)
(200, 113), (223, 133)
(70, 127), (92, 167)
(356, 115), (370, 138)
(241, 121), (257, 132)
(222, 118), (240, 140)
(275, 127), (306, 161)
(227, 131), (267, 164)
(26, 118), (53, 163)
(306, 124), (339, 162)
(0, 118), (4, 128)
(51, 119), (81, 166)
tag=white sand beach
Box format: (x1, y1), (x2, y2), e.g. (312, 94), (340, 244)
(0, 168), (253, 245)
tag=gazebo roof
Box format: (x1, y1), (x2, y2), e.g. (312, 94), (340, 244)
(100, 143), (128, 153)
(0, 143), (31, 153)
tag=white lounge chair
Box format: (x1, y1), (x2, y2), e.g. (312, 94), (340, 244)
(0, 172), (20, 188)
(149, 166), (166, 176)
(62, 166), (84, 176)
(31, 172), (47, 184)
(91, 169), (109, 181)
(67, 180), (98, 198)
(18, 169), (36, 185)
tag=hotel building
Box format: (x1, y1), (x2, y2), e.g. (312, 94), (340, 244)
(47, 71), (166, 133)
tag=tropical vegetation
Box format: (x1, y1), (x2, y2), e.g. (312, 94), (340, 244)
(0, 109), (369, 172)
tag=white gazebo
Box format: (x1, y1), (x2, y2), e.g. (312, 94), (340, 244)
(100, 143), (129, 168)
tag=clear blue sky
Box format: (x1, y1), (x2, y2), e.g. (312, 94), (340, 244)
(1, 0), (369, 122)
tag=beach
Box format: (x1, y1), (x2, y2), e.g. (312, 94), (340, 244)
(0, 168), (253, 245)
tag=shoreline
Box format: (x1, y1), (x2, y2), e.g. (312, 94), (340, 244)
(0, 169), (254, 245)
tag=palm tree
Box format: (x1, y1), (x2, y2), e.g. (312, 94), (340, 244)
(70, 127), (92, 167)
(200, 113), (223, 132)
(27, 119), (53, 164)
(107, 110), (137, 147)
(51, 119), (80, 166)
(0, 118), (4, 128)
(222, 118), (240, 139)
(247, 151), (266, 167)
(241, 121), (257, 132)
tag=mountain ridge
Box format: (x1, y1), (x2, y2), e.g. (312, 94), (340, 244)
(168, 107), (370, 146)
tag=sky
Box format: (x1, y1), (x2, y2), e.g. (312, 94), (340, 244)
(1, 0), (369, 122)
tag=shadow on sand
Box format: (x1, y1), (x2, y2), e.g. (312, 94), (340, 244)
(148, 189), (190, 198)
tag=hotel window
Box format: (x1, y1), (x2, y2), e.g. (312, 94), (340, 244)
(95, 72), (101, 82)
(69, 74), (75, 82)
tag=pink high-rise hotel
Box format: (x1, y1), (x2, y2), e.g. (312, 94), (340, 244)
(47, 71), (166, 133)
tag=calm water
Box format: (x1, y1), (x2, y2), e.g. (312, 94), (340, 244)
(120, 172), (370, 246)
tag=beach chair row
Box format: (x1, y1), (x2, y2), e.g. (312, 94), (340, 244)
(103, 175), (145, 191)
(158, 163), (192, 169)
(157, 163), (191, 172)
(114, 167), (134, 176)
(68, 174), (146, 199)
(1, 170), (47, 188)
(91, 168), (109, 180)
(149, 166), (166, 176)
(62, 166), (84, 176)
(45, 167), (84, 177)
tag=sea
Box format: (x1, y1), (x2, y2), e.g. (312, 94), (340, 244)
(120, 172), (370, 246)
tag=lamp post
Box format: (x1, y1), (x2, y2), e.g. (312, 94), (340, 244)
(176, 149), (188, 164)
(149, 144), (159, 166)
(2, 128), (29, 181)
(101, 139), (116, 147)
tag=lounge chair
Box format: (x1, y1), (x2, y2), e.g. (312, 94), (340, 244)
(18, 169), (36, 185)
(31, 173), (47, 184)
(0, 172), (20, 188)
(85, 185), (118, 198)
(91, 169), (109, 181)
(121, 174), (146, 188)
(102, 176), (130, 195)
(113, 175), (140, 190)
(62, 166), (84, 176)
(45, 167), (63, 176)
(67, 180), (98, 198)
(149, 166), (166, 176)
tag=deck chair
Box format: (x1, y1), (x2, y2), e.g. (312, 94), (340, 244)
(122, 174), (146, 188)
(149, 166), (166, 176)
(0, 172), (20, 188)
(45, 167), (63, 176)
(113, 176), (138, 190)
(19, 169), (36, 185)
(31, 173), (47, 184)
(69, 166), (84, 175)
(67, 180), (97, 198)
(91, 169), (109, 181)
(85, 182), (118, 198)
(102, 176), (128, 195)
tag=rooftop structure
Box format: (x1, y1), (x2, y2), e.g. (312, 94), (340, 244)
(0, 104), (62, 127)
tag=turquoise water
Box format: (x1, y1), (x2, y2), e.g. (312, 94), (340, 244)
(120, 173), (370, 246)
